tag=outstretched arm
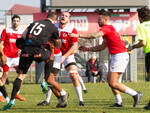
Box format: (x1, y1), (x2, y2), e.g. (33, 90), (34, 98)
(79, 40), (107, 52)
(69, 31), (104, 39)
(127, 40), (145, 51)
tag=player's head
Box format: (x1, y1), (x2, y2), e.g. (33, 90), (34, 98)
(47, 10), (58, 24)
(137, 6), (150, 23)
(11, 15), (21, 29)
(16, 38), (25, 49)
(97, 10), (110, 27)
(59, 11), (70, 25)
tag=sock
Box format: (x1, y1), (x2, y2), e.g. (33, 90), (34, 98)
(0, 85), (8, 98)
(115, 94), (122, 104)
(125, 87), (138, 96)
(78, 76), (86, 90)
(74, 86), (83, 102)
(58, 98), (61, 104)
(60, 89), (67, 96)
(0, 92), (3, 96)
(11, 78), (22, 100)
(45, 88), (52, 103)
(5, 96), (10, 103)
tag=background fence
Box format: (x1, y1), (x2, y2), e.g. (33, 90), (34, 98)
(0, 10), (147, 84)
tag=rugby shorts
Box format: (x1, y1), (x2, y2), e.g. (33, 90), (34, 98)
(110, 52), (129, 72)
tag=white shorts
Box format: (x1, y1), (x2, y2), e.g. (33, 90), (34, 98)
(63, 54), (76, 68)
(53, 52), (62, 69)
(110, 52), (129, 72)
(6, 57), (19, 68)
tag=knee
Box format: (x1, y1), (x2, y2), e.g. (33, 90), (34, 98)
(108, 81), (118, 89)
(69, 73), (78, 81)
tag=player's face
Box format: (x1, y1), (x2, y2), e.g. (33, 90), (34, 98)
(98, 15), (105, 27)
(60, 12), (70, 24)
(12, 18), (20, 28)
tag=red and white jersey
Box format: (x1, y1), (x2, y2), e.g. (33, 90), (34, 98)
(1, 27), (23, 58)
(57, 23), (78, 55)
(100, 25), (127, 54)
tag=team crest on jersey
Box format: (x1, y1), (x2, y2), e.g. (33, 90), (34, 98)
(61, 39), (66, 43)
(62, 33), (68, 37)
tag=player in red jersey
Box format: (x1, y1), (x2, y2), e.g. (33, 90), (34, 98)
(70, 10), (142, 107)
(58, 12), (85, 106)
(0, 15), (25, 103)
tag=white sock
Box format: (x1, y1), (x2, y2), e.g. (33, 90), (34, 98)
(45, 88), (52, 103)
(17, 91), (20, 95)
(115, 94), (122, 104)
(5, 96), (10, 103)
(0, 92), (3, 96)
(60, 89), (67, 96)
(78, 76), (86, 90)
(125, 87), (138, 96)
(74, 86), (83, 102)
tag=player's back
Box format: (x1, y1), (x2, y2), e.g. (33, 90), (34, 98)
(26, 19), (59, 46)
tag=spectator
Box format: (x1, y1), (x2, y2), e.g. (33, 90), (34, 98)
(86, 55), (103, 83)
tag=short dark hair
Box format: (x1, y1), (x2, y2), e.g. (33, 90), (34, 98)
(11, 15), (21, 21)
(137, 6), (150, 22)
(47, 10), (58, 20)
(97, 9), (111, 17)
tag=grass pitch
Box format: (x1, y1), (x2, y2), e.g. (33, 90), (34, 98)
(0, 82), (150, 113)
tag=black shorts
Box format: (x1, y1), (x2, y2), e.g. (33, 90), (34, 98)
(145, 52), (150, 73)
(18, 46), (50, 74)
(44, 61), (60, 81)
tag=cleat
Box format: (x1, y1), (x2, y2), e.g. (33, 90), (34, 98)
(56, 103), (67, 108)
(15, 94), (26, 101)
(144, 101), (150, 110)
(2, 100), (14, 111)
(133, 92), (142, 107)
(79, 101), (85, 106)
(83, 90), (88, 94)
(58, 93), (69, 107)
(41, 81), (47, 93)
(110, 103), (123, 107)
(37, 101), (49, 106)
(0, 96), (5, 102)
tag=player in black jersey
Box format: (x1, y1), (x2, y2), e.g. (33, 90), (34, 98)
(2, 11), (68, 111)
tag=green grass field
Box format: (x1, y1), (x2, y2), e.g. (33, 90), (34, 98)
(0, 82), (150, 113)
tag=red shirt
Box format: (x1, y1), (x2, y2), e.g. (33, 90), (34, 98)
(90, 59), (95, 72)
(1, 27), (23, 58)
(58, 23), (78, 55)
(100, 25), (127, 54)
(54, 47), (61, 54)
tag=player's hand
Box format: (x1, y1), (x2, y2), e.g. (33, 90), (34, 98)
(69, 33), (79, 38)
(61, 56), (66, 64)
(127, 46), (133, 52)
(79, 46), (88, 52)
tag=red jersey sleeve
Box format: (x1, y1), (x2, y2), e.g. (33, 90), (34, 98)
(71, 28), (78, 43)
(1, 29), (6, 41)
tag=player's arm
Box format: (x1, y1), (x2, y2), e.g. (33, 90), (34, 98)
(22, 28), (28, 39)
(0, 30), (6, 64)
(79, 40), (107, 52)
(54, 39), (62, 49)
(63, 42), (78, 58)
(127, 40), (145, 51)
(69, 31), (104, 39)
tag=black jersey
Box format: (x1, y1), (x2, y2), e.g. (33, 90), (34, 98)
(25, 19), (60, 46)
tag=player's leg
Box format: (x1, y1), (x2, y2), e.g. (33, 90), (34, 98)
(66, 64), (84, 106)
(78, 75), (87, 94)
(108, 52), (142, 107)
(2, 56), (32, 110)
